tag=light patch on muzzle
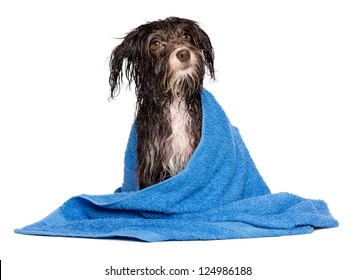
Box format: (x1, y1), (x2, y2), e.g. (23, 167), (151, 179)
(163, 47), (204, 98)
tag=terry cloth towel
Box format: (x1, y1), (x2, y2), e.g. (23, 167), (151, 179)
(15, 89), (338, 241)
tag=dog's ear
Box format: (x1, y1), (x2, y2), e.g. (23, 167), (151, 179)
(190, 23), (215, 80)
(109, 30), (141, 99)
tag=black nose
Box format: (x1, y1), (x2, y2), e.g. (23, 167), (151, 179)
(176, 49), (191, 62)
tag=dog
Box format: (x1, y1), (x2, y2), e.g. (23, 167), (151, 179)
(109, 17), (215, 189)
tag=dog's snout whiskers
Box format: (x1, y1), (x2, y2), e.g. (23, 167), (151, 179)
(176, 49), (191, 62)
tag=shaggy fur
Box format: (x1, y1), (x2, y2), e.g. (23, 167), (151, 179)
(109, 17), (215, 189)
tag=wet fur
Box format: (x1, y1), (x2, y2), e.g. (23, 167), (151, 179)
(109, 17), (215, 189)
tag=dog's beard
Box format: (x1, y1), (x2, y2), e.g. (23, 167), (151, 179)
(162, 47), (204, 99)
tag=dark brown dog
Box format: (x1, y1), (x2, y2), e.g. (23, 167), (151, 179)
(109, 17), (215, 189)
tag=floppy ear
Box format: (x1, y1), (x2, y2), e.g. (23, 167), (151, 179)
(191, 24), (215, 80)
(109, 30), (141, 99)
(199, 31), (215, 80)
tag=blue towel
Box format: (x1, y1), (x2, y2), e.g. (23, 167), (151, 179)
(15, 89), (338, 241)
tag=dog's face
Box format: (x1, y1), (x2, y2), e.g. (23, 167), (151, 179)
(109, 17), (215, 101)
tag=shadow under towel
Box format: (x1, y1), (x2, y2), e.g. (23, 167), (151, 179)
(15, 89), (338, 241)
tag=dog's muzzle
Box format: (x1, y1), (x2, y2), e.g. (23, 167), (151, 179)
(172, 48), (196, 71)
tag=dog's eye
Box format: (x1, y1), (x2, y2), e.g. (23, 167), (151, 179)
(150, 40), (162, 51)
(181, 33), (191, 42)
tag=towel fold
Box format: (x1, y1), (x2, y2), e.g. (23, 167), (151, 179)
(15, 89), (338, 241)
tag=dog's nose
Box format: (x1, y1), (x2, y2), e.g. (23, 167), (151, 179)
(176, 49), (191, 62)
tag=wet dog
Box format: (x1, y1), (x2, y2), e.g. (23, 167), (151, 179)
(109, 17), (215, 189)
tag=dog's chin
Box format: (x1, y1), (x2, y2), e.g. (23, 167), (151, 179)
(177, 64), (197, 81)
(164, 69), (201, 99)
(164, 61), (203, 98)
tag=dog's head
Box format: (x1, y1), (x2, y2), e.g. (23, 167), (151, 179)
(109, 17), (215, 101)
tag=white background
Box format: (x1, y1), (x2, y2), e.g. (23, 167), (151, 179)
(1, 0), (355, 279)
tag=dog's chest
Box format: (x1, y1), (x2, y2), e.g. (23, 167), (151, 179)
(166, 99), (194, 171)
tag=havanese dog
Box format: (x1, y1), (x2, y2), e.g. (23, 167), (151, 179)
(109, 17), (215, 189)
